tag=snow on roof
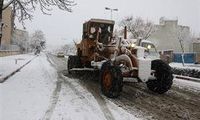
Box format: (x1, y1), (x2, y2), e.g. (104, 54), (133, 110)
(89, 18), (115, 24)
(192, 38), (200, 43)
(141, 40), (153, 44)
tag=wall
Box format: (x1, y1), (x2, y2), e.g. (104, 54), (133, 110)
(1, 7), (12, 48)
(0, 50), (20, 57)
(148, 18), (191, 53)
(192, 42), (200, 63)
(193, 43), (200, 53)
(173, 53), (196, 63)
(12, 29), (29, 52)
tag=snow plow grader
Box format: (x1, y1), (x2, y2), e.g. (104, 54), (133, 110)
(67, 18), (173, 98)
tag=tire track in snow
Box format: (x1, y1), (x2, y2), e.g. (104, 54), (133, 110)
(61, 74), (115, 120)
(42, 54), (62, 120)
(47, 54), (115, 120)
(127, 83), (200, 110)
(42, 80), (62, 120)
(111, 83), (200, 120)
(75, 73), (116, 120)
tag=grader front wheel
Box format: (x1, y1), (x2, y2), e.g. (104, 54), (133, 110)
(146, 60), (173, 94)
(100, 61), (123, 98)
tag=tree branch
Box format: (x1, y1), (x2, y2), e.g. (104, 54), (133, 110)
(2, 0), (15, 10)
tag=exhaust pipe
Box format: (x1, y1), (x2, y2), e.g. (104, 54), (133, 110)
(124, 26), (127, 39)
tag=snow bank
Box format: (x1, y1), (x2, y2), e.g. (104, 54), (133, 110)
(0, 54), (57, 120)
(173, 78), (200, 92)
(170, 63), (200, 70)
(170, 63), (200, 79)
(0, 53), (36, 80)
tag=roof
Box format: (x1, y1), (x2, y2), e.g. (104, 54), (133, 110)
(89, 18), (115, 24)
(141, 40), (153, 44)
(192, 38), (200, 43)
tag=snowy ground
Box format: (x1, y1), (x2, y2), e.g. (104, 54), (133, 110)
(0, 53), (36, 79)
(0, 54), (57, 120)
(0, 53), (140, 120)
(173, 78), (200, 93)
(1, 53), (200, 120)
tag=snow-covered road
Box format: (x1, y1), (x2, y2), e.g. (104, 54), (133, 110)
(1, 53), (200, 120)
(0, 53), (140, 120)
(46, 54), (140, 120)
(45, 54), (200, 120)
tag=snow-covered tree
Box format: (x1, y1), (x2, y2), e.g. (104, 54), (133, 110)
(60, 44), (76, 55)
(120, 16), (155, 39)
(30, 30), (46, 51)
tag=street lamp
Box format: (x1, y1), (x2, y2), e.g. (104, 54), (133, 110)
(105, 7), (118, 20)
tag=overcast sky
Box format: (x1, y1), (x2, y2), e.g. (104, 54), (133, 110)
(16, 0), (200, 48)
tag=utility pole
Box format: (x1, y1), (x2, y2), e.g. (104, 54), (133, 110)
(105, 7), (118, 20)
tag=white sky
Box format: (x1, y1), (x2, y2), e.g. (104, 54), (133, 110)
(16, 0), (200, 47)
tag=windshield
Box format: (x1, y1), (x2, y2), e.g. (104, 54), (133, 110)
(89, 22), (113, 44)
(141, 42), (158, 56)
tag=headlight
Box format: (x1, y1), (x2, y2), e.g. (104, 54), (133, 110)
(130, 43), (136, 48)
(147, 45), (151, 49)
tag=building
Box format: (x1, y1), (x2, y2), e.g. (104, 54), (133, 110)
(148, 17), (191, 53)
(191, 38), (200, 63)
(1, 6), (13, 49)
(0, 7), (29, 56)
(12, 29), (29, 52)
(192, 38), (200, 52)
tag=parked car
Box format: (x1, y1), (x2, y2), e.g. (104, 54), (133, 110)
(57, 52), (65, 57)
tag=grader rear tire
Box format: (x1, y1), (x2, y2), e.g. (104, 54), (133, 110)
(67, 55), (82, 74)
(100, 61), (123, 98)
(146, 60), (173, 94)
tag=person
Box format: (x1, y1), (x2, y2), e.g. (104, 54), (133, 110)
(100, 25), (110, 44)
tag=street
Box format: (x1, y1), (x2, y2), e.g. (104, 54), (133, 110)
(0, 53), (138, 120)
(1, 1), (200, 120)
(1, 53), (200, 120)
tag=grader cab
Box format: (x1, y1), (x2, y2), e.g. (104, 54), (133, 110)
(68, 18), (173, 98)
(75, 19), (115, 67)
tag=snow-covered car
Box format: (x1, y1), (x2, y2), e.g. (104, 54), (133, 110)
(57, 52), (65, 57)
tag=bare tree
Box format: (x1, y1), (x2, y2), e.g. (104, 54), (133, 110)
(177, 26), (191, 66)
(120, 16), (155, 39)
(0, 0), (76, 46)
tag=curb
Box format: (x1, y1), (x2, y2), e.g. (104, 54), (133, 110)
(173, 74), (200, 83)
(0, 56), (37, 83)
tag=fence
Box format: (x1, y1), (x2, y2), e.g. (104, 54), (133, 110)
(173, 53), (196, 63)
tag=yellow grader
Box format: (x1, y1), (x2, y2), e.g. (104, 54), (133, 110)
(67, 18), (173, 98)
